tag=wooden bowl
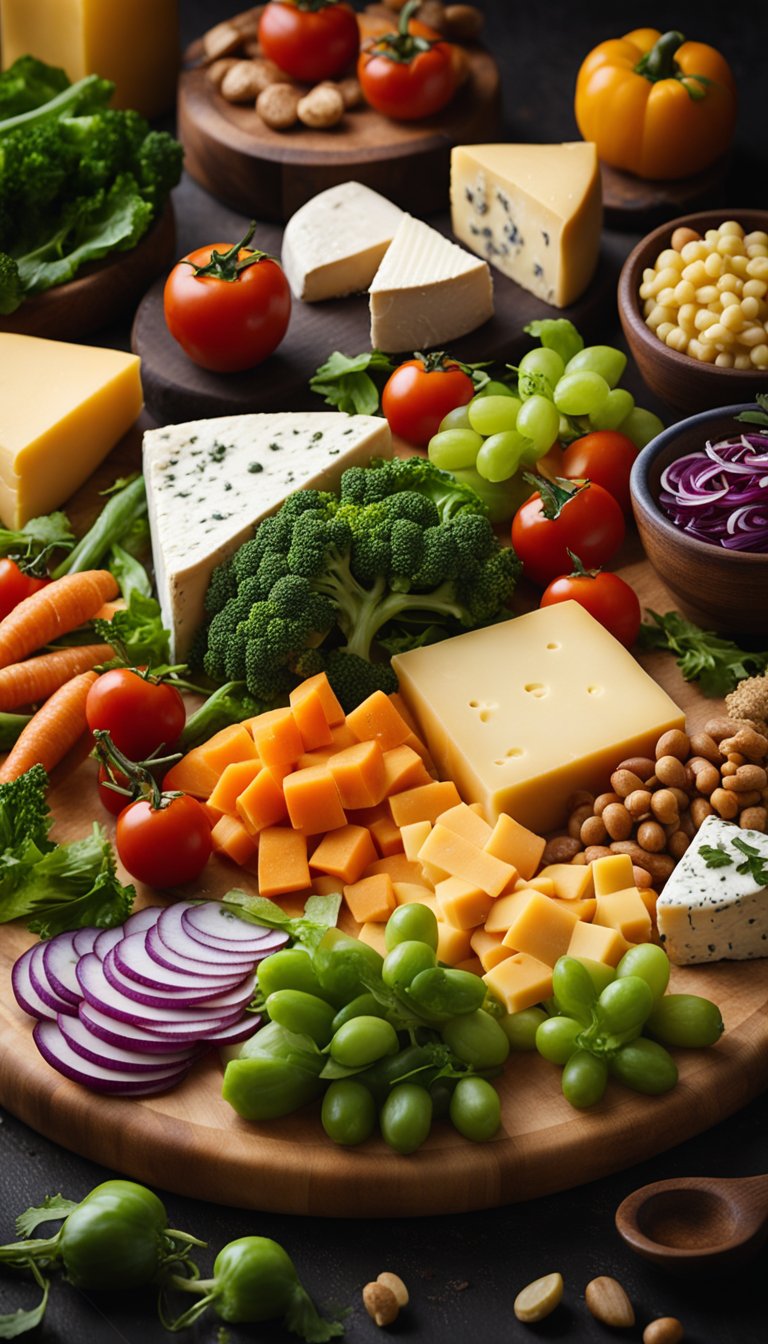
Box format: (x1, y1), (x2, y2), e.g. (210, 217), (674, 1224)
(618, 209), (768, 413)
(630, 403), (768, 638)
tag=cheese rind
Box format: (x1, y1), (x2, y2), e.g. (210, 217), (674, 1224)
(0, 334), (142, 528)
(656, 815), (768, 964)
(369, 214), (493, 352)
(391, 603), (685, 833)
(281, 182), (404, 302)
(143, 412), (392, 659)
(450, 141), (602, 307)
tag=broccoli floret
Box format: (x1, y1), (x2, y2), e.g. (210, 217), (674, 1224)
(134, 129), (184, 214)
(323, 649), (398, 715)
(0, 56), (70, 119)
(204, 575), (335, 700)
(0, 251), (22, 315)
(359, 456), (490, 521)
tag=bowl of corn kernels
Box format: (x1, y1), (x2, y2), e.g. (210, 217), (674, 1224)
(618, 210), (768, 413)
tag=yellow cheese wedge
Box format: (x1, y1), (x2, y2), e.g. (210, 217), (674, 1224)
(0, 0), (179, 117)
(0, 334), (142, 528)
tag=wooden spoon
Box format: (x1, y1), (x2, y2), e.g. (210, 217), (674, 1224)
(615, 1174), (768, 1273)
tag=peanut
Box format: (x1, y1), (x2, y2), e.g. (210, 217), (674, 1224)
(625, 789), (653, 819)
(325, 76), (363, 109)
(724, 764), (767, 792)
(637, 819), (667, 853)
(514, 1272), (564, 1323)
(688, 730), (721, 763)
(610, 842), (675, 884)
(297, 83), (345, 128)
(257, 82), (300, 129)
(611, 768), (644, 798)
(363, 1282), (399, 1327)
(580, 815), (607, 846)
(740, 806), (768, 830)
(710, 786), (740, 820)
(585, 1276), (635, 1328)
(443, 3), (485, 39)
(594, 791), (621, 815)
(688, 757), (720, 795)
(542, 835), (581, 864)
(703, 716), (742, 742)
(602, 803), (634, 840)
(585, 844), (613, 863)
(655, 754), (689, 789)
(655, 729), (690, 761)
(202, 20), (242, 60)
(568, 803), (593, 838)
(643, 1317), (685, 1344)
(567, 789), (595, 811)
(650, 789), (680, 825)
(668, 830), (690, 860)
(719, 727), (768, 760)
(206, 57), (238, 87)
(617, 756), (656, 781)
(690, 797), (713, 828)
(221, 58), (281, 102)
(376, 1273), (408, 1307)
(633, 864), (653, 888)
(729, 788), (764, 808)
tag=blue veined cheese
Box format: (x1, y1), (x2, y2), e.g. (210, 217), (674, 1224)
(656, 815), (768, 964)
(143, 412), (392, 660)
(450, 142), (602, 308)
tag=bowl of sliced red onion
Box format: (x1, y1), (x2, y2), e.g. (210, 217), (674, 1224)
(631, 402), (768, 637)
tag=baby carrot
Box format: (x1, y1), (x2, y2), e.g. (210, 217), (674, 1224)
(0, 644), (114, 711)
(0, 670), (98, 783)
(0, 570), (118, 670)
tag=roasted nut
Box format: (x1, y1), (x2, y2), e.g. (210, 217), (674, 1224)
(567, 789), (595, 811)
(202, 20), (242, 61)
(669, 786), (691, 810)
(221, 59), (280, 102)
(689, 796), (713, 828)
(603, 803), (634, 840)
(637, 820), (667, 853)
(625, 788), (652, 820)
(611, 768), (644, 798)
(585, 844), (613, 863)
(363, 1281), (399, 1327)
(376, 1272), (408, 1307)
(710, 786), (740, 820)
(678, 809), (697, 837)
(571, 851), (587, 865)
(298, 83), (345, 128)
(617, 755), (656, 781)
(720, 759), (739, 777)
(581, 815), (607, 846)
(585, 1276), (635, 1328)
(243, 37), (263, 58)
(416, 0), (447, 29)
(323, 76), (363, 109)
(688, 758), (720, 795)
(542, 835), (581, 864)
(514, 1272), (564, 1323)
(643, 1316), (685, 1344)
(650, 789), (680, 825)
(610, 842), (675, 884)
(655, 729), (690, 761)
(703, 716), (742, 742)
(655, 754), (689, 790)
(633, 864), (653, 888)
(719, 727), (768, 760)
(729, 788), (763, 807)
(568, 803), (593, 838)
(594, 791), (621, 815)
(667, 830), (690, 860)
(206, 57), (238, 87)
(257, 82), (300, 129)
(688, 731), (721, 764)
(443, 2), (485, 39)
(740, 806), (768, 830)
(723, 763), (767, 792)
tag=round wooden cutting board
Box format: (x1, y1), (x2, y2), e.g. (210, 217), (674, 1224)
(601, 158), (731, 230)
(0, 544), (766, 1218)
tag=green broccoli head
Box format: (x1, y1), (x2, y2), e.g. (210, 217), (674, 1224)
(0, 251), (23, 315)
(134, 129), (184, 213)
(355, 455), (489, 521)
(0, 56), (70, 119)
(323, 649), (398, 715)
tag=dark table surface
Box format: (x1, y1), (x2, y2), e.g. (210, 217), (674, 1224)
(2, 2), (767, 1341)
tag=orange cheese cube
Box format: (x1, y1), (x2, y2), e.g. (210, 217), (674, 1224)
(434, 877), (494, 930)
(207, 759), (263, 817)
(366, 854), (431, 887)
(591, 853), (635, 897)
(310, 824), (377, 884)
(346, 690), (411, 751)
(498, 891), (579, 966)
(418, 824), (514, 898)
(290, 672), (345, 726)
(437, 920), (473, 966)
(470, 927), (514, 972)
(455, 955), (485, 977)
(567, 920), (629, 967)
(484, 814), (546, 880)
(311, 875), (343, 896)
(484, 888), (541, 934)
(163, 748), (220, 799)
(437, 802), (492, 847)
(283, 765), (346, 833)
(593, 888), (652, 945)
(236, 767), (288, 834)
(537, 863), (594, 901)
(357, 921), (389, 955)
(639, 886), (658, 922)
(369, 814), (404, 857)
(210, 814), (258, 866)
(258, 827), (310, 898)
(343, 873), (396, 924)
(327, 740), (387, 809)
(483, 953), (553, 1014)
(249, 707), (304, 776)
(198, 723), (257, 774)
(289, 685), (334, 750)
(389, 780), (462, 827)
(400, 819), (432, 861)
(381, 744), (432, 795)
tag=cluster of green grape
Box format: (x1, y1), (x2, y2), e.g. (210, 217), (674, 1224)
(428, 337), (664, 493)
(507, 944), (723, 1111)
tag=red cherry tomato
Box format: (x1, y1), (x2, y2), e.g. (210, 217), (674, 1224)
(116, 794), (212, 888)
(97, 763), (134, 817)
(358, 21), (457, 121)
(511, 478), (625, 588)
(258, 0), (359, 83)
(558, 431), (638, 515)
(163, 227), (291, 374)
(0, 559), (50, 620)
(86, 669), (186, 761)
(381, 357), (475, 446)
(540, 566), (642, 648)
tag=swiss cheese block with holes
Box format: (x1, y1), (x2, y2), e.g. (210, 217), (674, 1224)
(391, 602), (684, 832)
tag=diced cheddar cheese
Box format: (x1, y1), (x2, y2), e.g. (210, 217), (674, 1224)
(290, 671), (345, 726)
(198, 724), (257, 774)
(567, 920), (628, 967)
(470, 928), (514, 972)
(393, 882), (436, 906)
(236, 768), (289, 834)
(455, 956), (485, 977)
(591, 853), (636, 897)
(515, 875), (554, 897)
(418, 824), (513, 898)
(366, 855), (431, 887)
(258, 827), (310, 898)
(369, 813), (404, 857)
(551, 896), (596, 923)
(327, 740), (386, 810)
(538, 863), (594, 902)
(343, 873), (397, 925)
(389, 780), (462, 827)
(288, 684), (334, 751)
(434, 877), (494, 930)
(437, 802), (493, 847)
(249, 708), (304, 777)
(485, 814), (545, 880)
(357, 921), (389, 955)
(207, 759), (263, 816)
(309, 824), (377, 884)
(483, 953), (553, 1014)
(163, 748), (220, 799)
(593, 888), (652, 945)
(437, 921), (473, 966)
(211, 814), (258, 866)
(498, 891), (579, 966)
(400, 820), (432, 862)
(381, 744), (432, 795)
(283, 765), (346, 833)
(346, 690), (411, 751)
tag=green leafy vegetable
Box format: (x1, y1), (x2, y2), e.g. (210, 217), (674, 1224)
(0, 514), (74, 575)
(309, 349), (395, 415)
(524, 318), (584, 365)
(108, 542), (151, 601)
(93, 591), (170, 667)
(53, 475), (147, 578)
(700, 845), (733, 869)
(0, 56), (69, 119)
(735, 392), (768, 428)
(732, 836), (768, 885)
(638, 610), (768, 696)
(221, 889), (341, 954)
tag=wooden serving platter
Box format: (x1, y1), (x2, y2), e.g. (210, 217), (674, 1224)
(601, 157), (731, 230)
(0, 491), (765, 1215)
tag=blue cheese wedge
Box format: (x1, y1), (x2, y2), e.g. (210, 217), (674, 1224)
(656, 814), (768, 964)
(143, 412), (392, 659)
(281, 181), (404, 302)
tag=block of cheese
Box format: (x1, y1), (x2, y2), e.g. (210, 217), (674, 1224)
(0, 333), (142, 529)
(656, 815), (768, 964)
(369, 214), (493, 352)
(450, 141), (602, 307)
(391, 602), (684, 833)
(281, 182), (404, 302)
(0, 0), (178, 117)
(143, 412), (392, 660)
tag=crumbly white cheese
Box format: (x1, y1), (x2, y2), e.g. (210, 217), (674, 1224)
(656, 815), (768, 964)
(281, 181), (404, 302)
(143, 412), (392, 659)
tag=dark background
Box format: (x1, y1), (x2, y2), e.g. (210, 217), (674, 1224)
(2, 3), (767, 1342)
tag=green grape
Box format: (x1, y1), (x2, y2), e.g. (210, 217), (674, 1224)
(644, 994), (724, 1049)
(331, 993), (387, 1034)
(441, 1009), (510, 1068)
(450, 466), (531, 522)
(561, 1049), (608, 1109)
(574, 958), (616, 997)
(518, 346), (565, 387)
(479, 379), (518, 398)
(468, 394), (521, 436)
(382, 939), (436, 990)
(427, 427), (483, 470)
(565, 345), (627, 388)
(476, 430), (528, 482)
(616, 944), (669, 1002)
(385, 903), (439, 953)
(553, 371), (610, 416)
(449, 1076), (501, 1141)
(501, 1006), (548, 1051)
(589, 387), (635, 431)
(596, 975), (654, 1037)
(620, 406), (665, 449)
(535, 1015), (582, 1064)
(329, 1016), (399, 1068)
(552, 956), (597, 1026)
(264, 989), (336, 1047)
(380, 1082), (433, 1154)
(609, 1037), (678, 1095)
(438, 404), (472, 432)
(408, 968), (487, 1018)
(515, 394), (560, 452)
(257, 948), (331, 1002)
(321, 1080), (377, 1146)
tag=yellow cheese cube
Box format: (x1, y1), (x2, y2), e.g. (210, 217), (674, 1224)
(0, 0), (179, 117)
(484, 888), (539, 934)
(357, 921), (389, 956)
(393, 884), (438, 911)
(436, 920), (473, 966)
(515, 875), (555, 896)
(567, 920), (628, 967)
(592, 853), (636, 897)
(0, 335), (142, 528)
(485, 813), (545, 879)
(470, 928), (514, 972)
(455, 955), (485, 977)
(497, 891), (579, 966)
(551, 896), (596, 923)
(483, 952), (553, 1014)
(538, 863), (594, 902)
(434, 877), (494, 930)
(400, 819), (432, 861)
(418, 824), (514, 897)
(594, 888), (652, 945)
(391, 604), (684, 832)
(437, 801), (493, 847)
(389, 780), (462, 827)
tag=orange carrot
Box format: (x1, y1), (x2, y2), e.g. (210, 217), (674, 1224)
(0, 644), (114, 711)
(0, 571), (119, 670)
(0, 670), (98, 783)
(93, 599), (126, 622)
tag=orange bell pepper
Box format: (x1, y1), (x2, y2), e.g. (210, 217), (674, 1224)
(574, 28), (737, 180)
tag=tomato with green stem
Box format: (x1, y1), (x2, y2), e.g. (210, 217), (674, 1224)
(511, 475), (625, 588)
(0, 558), (50, 620)
(86, 667), (186, 759)
(540, 552), (641, 648)
(258, 0), (359, 83)
(382, 353), (475, 445)
(163, 222), (290, 373)
(358, 0), (457, 121)
(556, 430), (638, 514)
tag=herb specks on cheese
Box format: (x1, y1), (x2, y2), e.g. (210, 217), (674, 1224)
(248, 462), (264, 473)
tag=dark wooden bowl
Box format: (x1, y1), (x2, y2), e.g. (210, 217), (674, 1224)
(630, 403), (768, 638)
(618, 209), (768, 414)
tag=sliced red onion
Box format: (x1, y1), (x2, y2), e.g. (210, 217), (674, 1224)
(33, 1020), (193, 1096)
(78, 1000), (223, 1049)
(28, 944), (78, 1018)
(93, 926), (124, 961)
(658, 434), (768, 552)
(57, 1012), (199, 1074)
(72, 928), (101, 958)
(153, 904), (257, 971)
(122, 905), (165, 936)
(204, 1013), (264, 1045)
(103, 947), (254, 1011)
(42, 932), (84, 1007)
(11, 946), (58, 1022)
(182, 902), (285, 951)
(76, 954), (245, 1031)
(111, 932), (244, 995)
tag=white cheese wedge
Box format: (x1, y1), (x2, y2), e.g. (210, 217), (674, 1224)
(368, 214), (494, 352)
(450, 141), (602, 307)
(143, 412), (392, 660)
(281, 181), (404, 302)
(656, 815), (768, 964)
